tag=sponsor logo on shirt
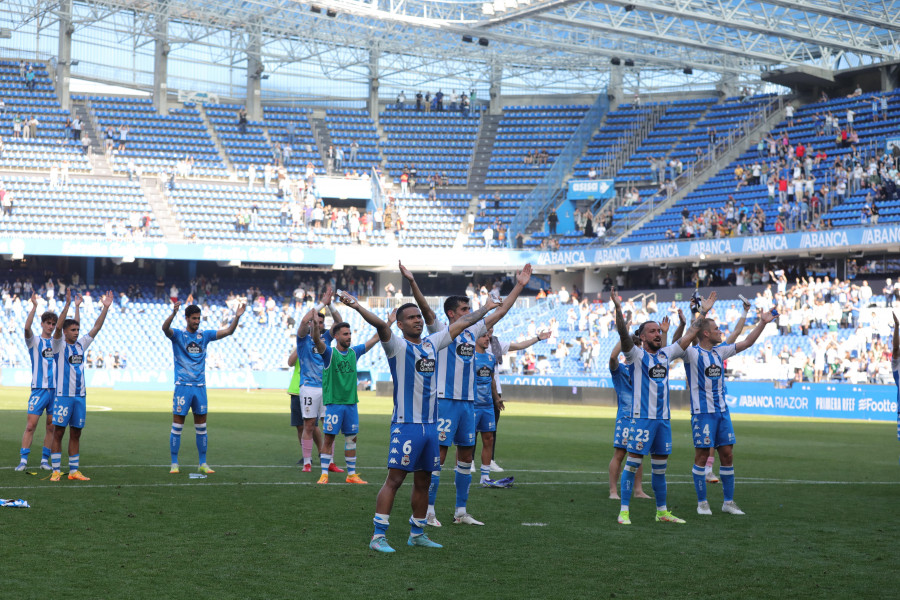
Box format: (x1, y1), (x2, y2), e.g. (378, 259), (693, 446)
(41, 348), (55, 358)
(68, 354), (83, 365)
(415, 358), (436, 373)
(648, 364), (667, 380)
(187, 342), (202, 355)
(456, 343), (474, 359)
(704, 365), (723, 378)
(477, 366), (492, 377)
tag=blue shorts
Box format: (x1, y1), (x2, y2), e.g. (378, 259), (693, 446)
(27, 388), (56, 416)
(437, 399), (476, 447)
(626, 418), (672, 456)
(173, 385), (208, 416)
(691, 412), (737, 448)
(324, 404), (359, 436)
(388, 422), (440, 472)
(52, 395), (86, 429)
(475, 406), (496, 433)
(613, 416), (632, 450)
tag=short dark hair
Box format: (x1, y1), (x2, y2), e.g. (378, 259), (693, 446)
(185, 305), (201, 318)
(396, 302), (420, 321)
(62, 318), (79, 330)
(331, 322), (351, 336)
(443, 295), (469, 319)
(636, 320), (657, 337)
(41, 311), (58, 323)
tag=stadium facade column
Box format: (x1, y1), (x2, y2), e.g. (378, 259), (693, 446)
(488, 59), (502, 116)
(245, 23), (263, 121)
(717, 65), (739, 98)
(881, 66), (896, 92)
(55, 0), (73, 111)
(608, 64), (623, 110)
(86, 258), (95, 287)
(153, 3), (169, 116)
(367, 42), (380, 128)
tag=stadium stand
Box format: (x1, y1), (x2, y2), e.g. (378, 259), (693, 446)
(0, 176), (161, 239)
(380, 104), (480, 187)
(322, 109), (382, 173)
(484, 104), (589, 186)
(89, 97), (226, 177)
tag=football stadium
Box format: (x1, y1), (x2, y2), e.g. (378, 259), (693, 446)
(0, 0), (899, 597)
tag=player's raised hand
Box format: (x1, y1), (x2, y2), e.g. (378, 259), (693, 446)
(660, 315), (670, 333)
(760, 308), (777, 324)
(893, 312), (899, 328)
(337, 290), (358, 306)
(100, 291), (114, 308)
(73, 294), (83, 307)
(700, 291), (717, 314)
(322, 285), (333, 306)
(610, 287), (622, 310)
(30, 292), (38, 306)
(65, 288), (71, 303)
(235, 302), (246, 317)
(398, 260), (415, 281)
(516, 263), (533, 287)
(186, 293), (194, 305)
(387, 308), (398, 325)
(677, 307), (687, 324)
(537, 329), (551, 341)
(172, 297), (182, 313)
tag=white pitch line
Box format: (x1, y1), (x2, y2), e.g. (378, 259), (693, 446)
(2, 479), (898, 492)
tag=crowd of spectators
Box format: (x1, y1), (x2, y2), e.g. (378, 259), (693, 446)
(397, 89), (476, 115)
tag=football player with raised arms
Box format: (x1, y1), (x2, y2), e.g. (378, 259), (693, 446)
(893, 312), (900, 462)
(685, 298), (775, 516)
(338, 286), (499, 553)
(607, 307), (684, 499)
(163, 294), (245, 475)
(311, 307), (394, 484)
(294, 287), (346, 474)
(401, 261), (532, 527)
(612, 288), (709, 525)
(48, 289), (114, 482)
(14, 292), (78, 472)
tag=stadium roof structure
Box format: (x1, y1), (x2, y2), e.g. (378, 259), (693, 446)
(5, 0), (900, 94)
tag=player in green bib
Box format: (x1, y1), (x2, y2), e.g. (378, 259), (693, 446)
(311, 307), (393, 484)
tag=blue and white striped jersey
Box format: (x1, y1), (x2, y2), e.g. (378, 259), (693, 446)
(610, 362), (634, 418)
(382, 327), (454, 424)
(684, 344), (736, 414)
(473, 351), (496, 409)
(297, 331), (333, 388)
(25, 335), (56, 389)
(52, 334), (93, 397)
(624, 343), (686, 420)
(426, 319), (487, 402)
(170, 329), (218, 386)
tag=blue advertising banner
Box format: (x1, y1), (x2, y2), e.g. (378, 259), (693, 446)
(567, 179), (615, 201)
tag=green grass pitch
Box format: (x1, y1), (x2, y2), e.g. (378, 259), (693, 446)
(0, 387), (898, 599)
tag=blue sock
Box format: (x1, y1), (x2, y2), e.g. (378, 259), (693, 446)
(41, 446), (51, 462)
(720, 465), (735, 502)
(19, 447), (30, 462)
(409, 515), (426, 536)
(170, 423), (182, 463)
(428, 468), (441, 507)
(195, 424), (207, 465)
(51, 452), (61, 472)
(455, 461), (472, 514)
(373, 513), (389, 538)
(320, 453), (332, 475)
(619, 456), (642, 509)
(692, 464), (707, 503)
(345, 455), (356, 475)
(69, 453), (80, 472)
(651, 458), (668, 510)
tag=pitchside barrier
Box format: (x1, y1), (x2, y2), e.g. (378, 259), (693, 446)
(2, 368), (895, 422)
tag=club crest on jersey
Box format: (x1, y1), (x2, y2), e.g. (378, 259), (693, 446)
(635, 441), (644, 450)
(456, 343), (474, 358)
(415, 358), (436, 373)
(704, 437), (711, 444)
(401, 455), (410, 466)
(439, 432), (447, 441)
(41, 348), (55, 358)
(648, 364), (667, 380)
(68, 354), (83, 365)
(704, 365), (722, 378)
(186, 342), (202, 354)
(477, 365), (492, 377)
